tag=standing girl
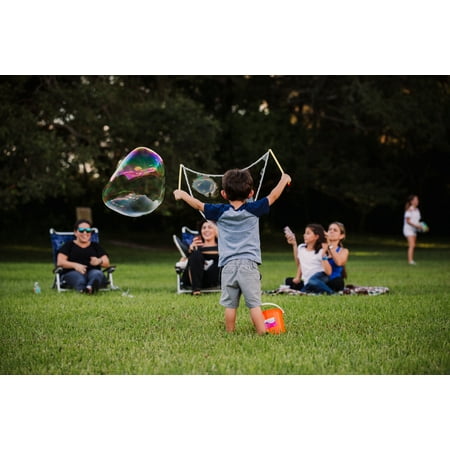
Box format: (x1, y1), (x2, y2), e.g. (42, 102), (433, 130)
(403, 194), (425, 265)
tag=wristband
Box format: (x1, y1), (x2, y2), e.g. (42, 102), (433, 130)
(322, 257), (328, 260)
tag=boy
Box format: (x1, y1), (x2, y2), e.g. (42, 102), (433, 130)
(174, 169), (291, 335)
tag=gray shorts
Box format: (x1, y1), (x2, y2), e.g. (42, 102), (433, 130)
(219, 259), (261, 309)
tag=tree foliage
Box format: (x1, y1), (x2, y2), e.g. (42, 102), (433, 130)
(1, 75), (448, 235)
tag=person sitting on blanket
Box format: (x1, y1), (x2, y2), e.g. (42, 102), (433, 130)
(285, 222), (349, 294)
(304, 221), (349, 294)
(284, 223), (329, 292)
(181, 220), (220, 296)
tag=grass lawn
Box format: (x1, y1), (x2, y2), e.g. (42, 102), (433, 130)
(0, 234), (449, 375)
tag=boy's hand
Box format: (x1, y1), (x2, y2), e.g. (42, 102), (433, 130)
(173, 189), (184, 200)
(282, 173), (292, 185)
(267, 173), (292, 205)
(173, 189), (205, 212)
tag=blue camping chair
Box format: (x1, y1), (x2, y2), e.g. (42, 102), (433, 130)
(173, 226), (221, 294)
(49, 228), (118, 292)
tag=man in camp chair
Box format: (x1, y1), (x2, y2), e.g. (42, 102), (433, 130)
(174, 220), (220, 295)
(55, 219), (112, 294)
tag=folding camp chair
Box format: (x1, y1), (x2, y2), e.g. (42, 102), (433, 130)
(173, 226), (221, 294)
(49, 228), (118, 292)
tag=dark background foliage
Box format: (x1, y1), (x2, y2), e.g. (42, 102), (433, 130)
(1, 75), (449, 240)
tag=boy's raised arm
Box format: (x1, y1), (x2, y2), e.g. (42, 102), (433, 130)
(267, 173), (291, 206)
(173, 189), (205, 212)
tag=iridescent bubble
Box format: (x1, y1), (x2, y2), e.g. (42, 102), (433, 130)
(102, 147), (165, 217)
(192, 176), (218, 198)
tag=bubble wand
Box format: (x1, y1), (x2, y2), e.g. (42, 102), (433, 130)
(268, 148), (285, 174)
(268, 148), (290, 185)
(178, 164), (183, 190)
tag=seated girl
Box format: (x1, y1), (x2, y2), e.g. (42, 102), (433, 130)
(284, 223), (329, 291)
(300, 221), (349, 294)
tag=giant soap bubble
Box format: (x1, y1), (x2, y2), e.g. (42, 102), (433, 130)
(192, 175), (218, 198)
(102, 147), (165, 217)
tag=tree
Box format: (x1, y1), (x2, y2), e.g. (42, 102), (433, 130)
(0, 76), (221, 230)
(1, 75), (449, 235)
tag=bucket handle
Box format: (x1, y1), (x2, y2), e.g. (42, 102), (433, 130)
(261, 302), (285, 314)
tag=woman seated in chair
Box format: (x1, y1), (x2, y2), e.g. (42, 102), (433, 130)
(182, 220), (219, 295)
(57, 219), (110, 294)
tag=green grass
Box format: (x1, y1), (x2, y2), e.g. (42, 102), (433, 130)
(1, 236), (449, 374)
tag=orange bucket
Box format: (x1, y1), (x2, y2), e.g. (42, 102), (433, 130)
(262, 302), (286, 334)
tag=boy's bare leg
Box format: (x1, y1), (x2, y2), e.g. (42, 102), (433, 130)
(224, 308), (237, 332)
(250, 306), (267, 335)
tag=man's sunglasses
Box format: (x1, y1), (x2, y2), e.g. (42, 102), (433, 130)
(77, 228), (92, 233)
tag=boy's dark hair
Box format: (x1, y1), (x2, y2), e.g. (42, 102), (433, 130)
(222, 169), (253, 201)
(73, 218), (93, 230)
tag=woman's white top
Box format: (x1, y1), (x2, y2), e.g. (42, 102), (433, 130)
(403, 207), (421, 237)
(297, 243), (324, 284)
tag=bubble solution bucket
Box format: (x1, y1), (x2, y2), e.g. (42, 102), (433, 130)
(262, 303), (285, 334)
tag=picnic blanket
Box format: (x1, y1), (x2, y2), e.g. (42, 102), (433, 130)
(264, 284), (389, 296)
